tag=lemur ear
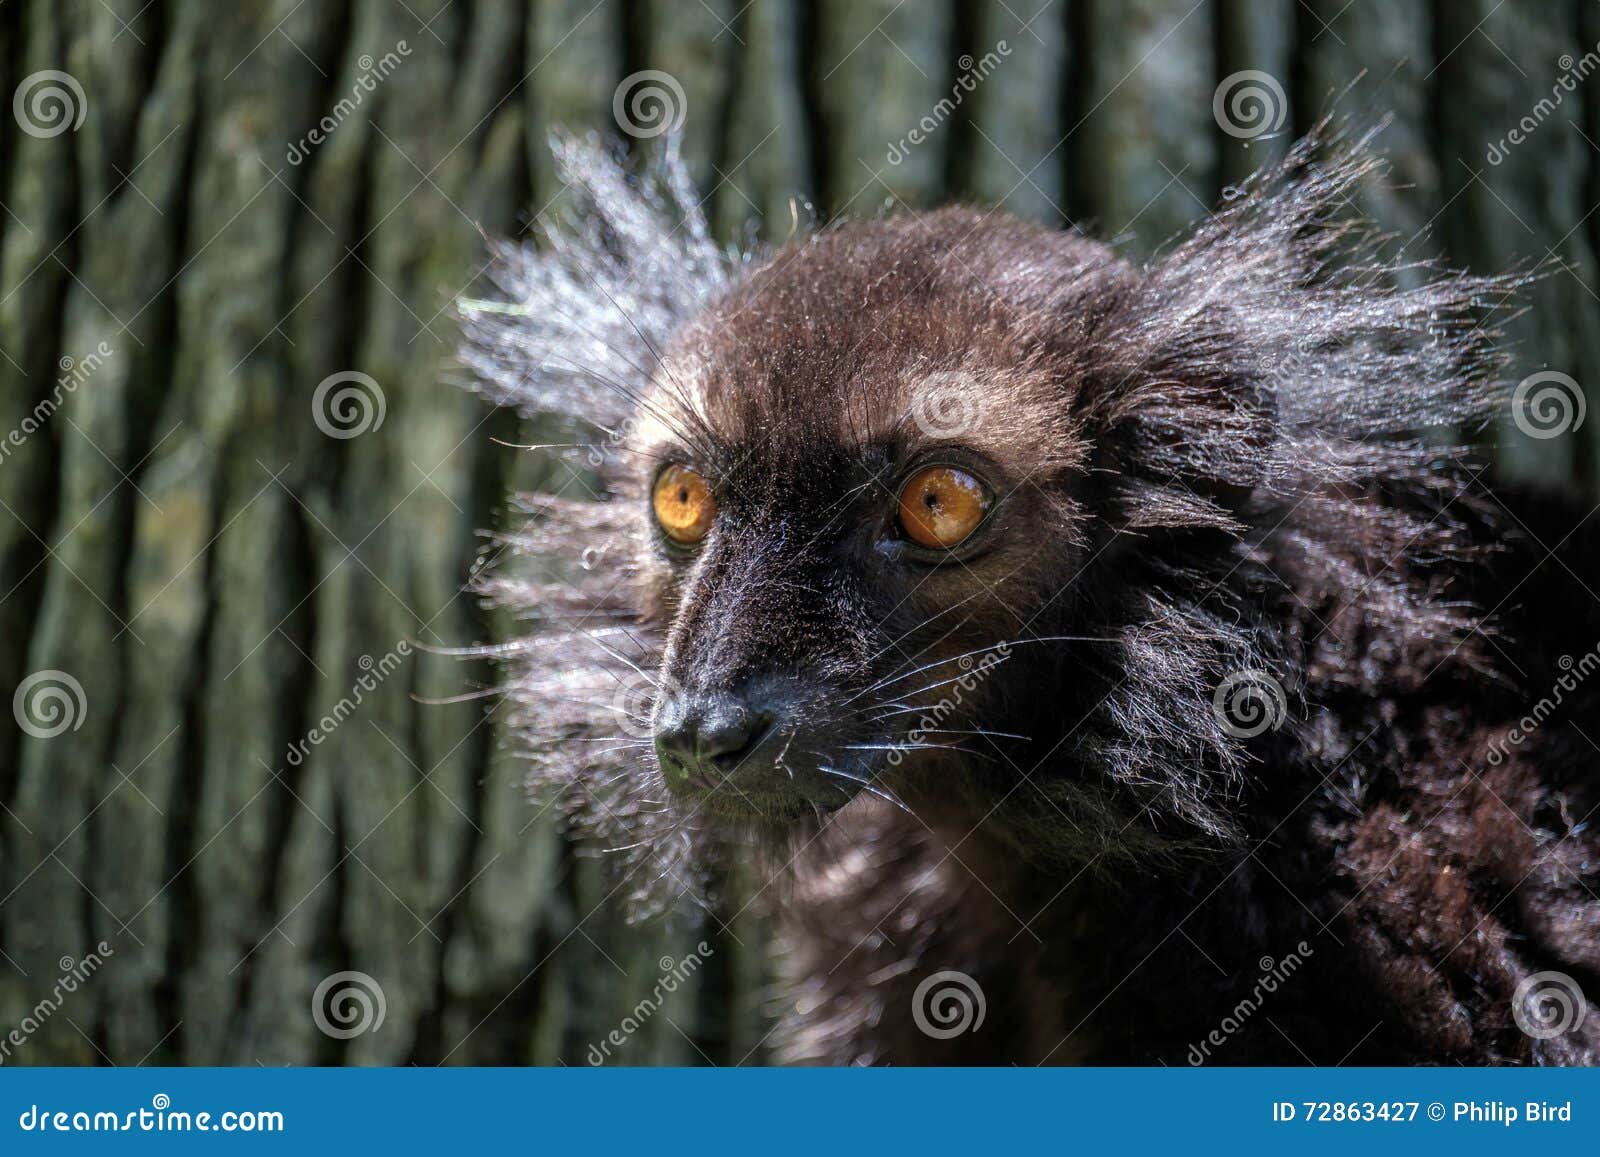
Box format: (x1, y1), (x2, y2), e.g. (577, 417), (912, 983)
(457, 134), (730, 470)
(1077, 123), (1514, 534)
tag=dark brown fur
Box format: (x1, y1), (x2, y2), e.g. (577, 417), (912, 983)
(460, 132), (1600, 1065)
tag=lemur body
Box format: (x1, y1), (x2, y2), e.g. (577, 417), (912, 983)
(461, 134), (1600, 1065)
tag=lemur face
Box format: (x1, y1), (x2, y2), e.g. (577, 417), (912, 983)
(625, 212), (1119, 821)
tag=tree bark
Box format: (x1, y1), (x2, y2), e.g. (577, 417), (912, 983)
(0, 0), (1594, 1065)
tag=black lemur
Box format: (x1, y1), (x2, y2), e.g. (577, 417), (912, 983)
(459, 129), (1600, 1065)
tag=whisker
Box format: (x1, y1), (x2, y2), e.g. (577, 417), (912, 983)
(842, 741), (999, 764)
(411, 687), (502, 706)
(846, 634), (1116, 706)
(580, 632), (658, 684)
(851, 592), (987, 678)
(816, 765), (915, 817)
(863, 723), (1030, 741)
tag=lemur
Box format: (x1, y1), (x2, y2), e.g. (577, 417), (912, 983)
(459, 128), (1600, 1065)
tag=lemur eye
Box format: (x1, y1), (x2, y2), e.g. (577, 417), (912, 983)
(896, 466), (990, 550)
(653, 464), (716, 545)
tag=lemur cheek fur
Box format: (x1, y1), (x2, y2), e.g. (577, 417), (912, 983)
(461, 129), (1600, 1066)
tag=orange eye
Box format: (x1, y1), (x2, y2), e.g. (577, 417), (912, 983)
(652, 465), (716, 545)
(897, 466), (990, 550)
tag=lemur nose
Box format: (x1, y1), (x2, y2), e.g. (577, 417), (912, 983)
(654, 692), (775, 789)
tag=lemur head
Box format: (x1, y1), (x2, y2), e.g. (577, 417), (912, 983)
(461, 130), (1507, 894)
(629, 214), (1116, 823)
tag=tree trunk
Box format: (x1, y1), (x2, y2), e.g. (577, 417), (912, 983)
(0, 0), (1594, 1065)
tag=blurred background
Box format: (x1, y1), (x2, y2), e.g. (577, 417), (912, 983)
(0, 0), (1596, 1065)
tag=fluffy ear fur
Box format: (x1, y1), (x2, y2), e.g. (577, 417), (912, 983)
(458, 135), (734, 451)
(455, 125), (1518, 891)
(1043, 129), (1521, 848)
